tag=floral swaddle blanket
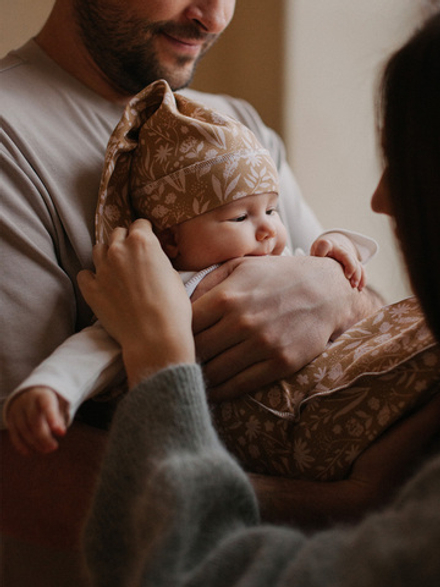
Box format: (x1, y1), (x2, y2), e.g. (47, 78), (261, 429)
(211, 296), (440, 480)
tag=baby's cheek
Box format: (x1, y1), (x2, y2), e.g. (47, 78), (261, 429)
(274, 228), (288, 254)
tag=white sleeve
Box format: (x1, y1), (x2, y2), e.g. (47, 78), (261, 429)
(3, 322), (124, 426)
(317, 228), (379, 264)
(180, 265), (221, 298)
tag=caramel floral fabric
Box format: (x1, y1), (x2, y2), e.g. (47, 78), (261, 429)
(211, 296), (440, 480)
(95, 79), (278, 242)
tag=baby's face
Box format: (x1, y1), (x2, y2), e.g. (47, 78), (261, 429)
(169, 192), (287, 271)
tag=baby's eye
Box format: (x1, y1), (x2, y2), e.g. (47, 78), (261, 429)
(229, 214), (247, 222)
(266, 208), (277, 216)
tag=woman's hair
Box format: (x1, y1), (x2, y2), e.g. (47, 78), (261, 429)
(379, 11), (440, 340)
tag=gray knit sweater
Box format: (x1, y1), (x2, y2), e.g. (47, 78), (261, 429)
(84, 364), (440, 587)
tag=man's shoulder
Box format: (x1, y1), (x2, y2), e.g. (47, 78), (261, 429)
(1, 41), (47, 104)
(180, 87), (282, 160)
(0, 51), (27, 75)
(0, 47), (32, 101)
(182, 87), (241, 109)
(181, 88), (261, 130)
(0, 40), (40, 79)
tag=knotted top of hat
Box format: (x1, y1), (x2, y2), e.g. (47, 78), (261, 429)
(95, 79), (279, 243)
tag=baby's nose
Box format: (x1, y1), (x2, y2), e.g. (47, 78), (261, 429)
(256, 219), (276, 241)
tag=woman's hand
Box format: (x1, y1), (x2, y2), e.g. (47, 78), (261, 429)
(77, 220), (195, 387)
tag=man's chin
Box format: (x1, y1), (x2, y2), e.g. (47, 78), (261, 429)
(163, 68), (196, 91)
(155, 53), (201, 91)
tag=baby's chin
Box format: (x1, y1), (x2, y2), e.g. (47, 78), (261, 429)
(249, 244), (284, 257)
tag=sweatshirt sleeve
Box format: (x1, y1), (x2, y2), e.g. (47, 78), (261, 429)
(83, 363), (440, 587)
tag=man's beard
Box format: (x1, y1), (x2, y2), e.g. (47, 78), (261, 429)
(74, 0), (218, 94)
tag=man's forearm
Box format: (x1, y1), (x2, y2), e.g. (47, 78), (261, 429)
(249, 472), (377, 531)
(251, 393), (440, 532)
(331, 283), (384, 341)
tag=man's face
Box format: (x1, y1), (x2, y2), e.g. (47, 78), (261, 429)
(73, 0), (235, 94)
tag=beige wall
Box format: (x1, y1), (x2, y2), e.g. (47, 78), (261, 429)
(284, 0), (431, 303)
(2, 0), (434, 303)
(1, 0), (54, 55)
(192, 1), (285, 137)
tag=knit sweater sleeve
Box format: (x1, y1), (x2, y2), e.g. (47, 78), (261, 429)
(83, 364), (440, 587)
(83, 364), (263, 587)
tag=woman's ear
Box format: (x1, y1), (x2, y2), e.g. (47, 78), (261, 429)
(156, 227), (179, 259)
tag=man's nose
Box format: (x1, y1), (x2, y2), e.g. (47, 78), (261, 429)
(184, 0), (235, 35)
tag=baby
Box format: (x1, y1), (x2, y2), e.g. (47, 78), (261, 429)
(5, 80), (376, 458)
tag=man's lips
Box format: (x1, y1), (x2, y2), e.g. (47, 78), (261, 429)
(160, 32), (206, 56)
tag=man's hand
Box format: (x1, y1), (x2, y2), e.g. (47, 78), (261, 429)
(192, 255), (381, 401)
(78, 220), (195, 387)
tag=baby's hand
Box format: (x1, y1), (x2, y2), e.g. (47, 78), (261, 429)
(6, 387), (69, 456)
(311, 233), (366, 291)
